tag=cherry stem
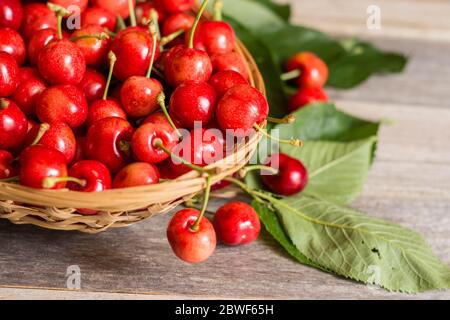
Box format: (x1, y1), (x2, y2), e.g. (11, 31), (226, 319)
(189, 0), (209, 49)
(117, 16), (126, 31)
(160, 29), (185, 46)
(224, 176), (266, 204)
(47, 3), (70, 40)
(213, 0), (223, 21)
(267, 115), (296, 124)
(253, 123), (303, 147)
(0, 98), (9, 109)
(151, 66), (164, 79)
(119, 140), (131, 154)
(128, 0), (137, 27)
(103, 51), (117, 100)
(190, 174), (212, 232)
(152, 138), (207, 173)
(238, 165), (278, 178)
(149, 9), (161, 41)
(281, 69), (301, 81)
(69, 33), (110, 42)
(43, 176), (86, 189)
(156, 93), (182, 138)
(31, 123), (50, 146)
(146, 21), (158, 78)
(0, 176), (19, 183)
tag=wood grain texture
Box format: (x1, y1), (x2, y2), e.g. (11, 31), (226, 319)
(0, 0), (449, 299)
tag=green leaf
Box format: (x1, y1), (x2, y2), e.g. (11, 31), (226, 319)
(282, 138), (376, 205)
(257, 0), (291, 21)
(258, 193), (450, 293)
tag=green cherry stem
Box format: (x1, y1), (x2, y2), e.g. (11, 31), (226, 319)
(253, 123), (303, 147)
(128, 0), (137, 27)
(188, 0), (209, 49)
(146, 21), (158, 78)
(31, 123), (50, 146)
(47, 3), (70, 40)
(116, 15), (126, 31)
(0, 98), (9, 109)
(156, 93), (182, 138)
(238, 165), (278, 178)
(190, 174), (212, 232)
(149, 9), (161, 41)
(213, 0), (223, 21)
(267, 114), (296, 124)
(280, 69), (301, 81)
(42, 176), (86, 189)
(69, 33), (110, 42)
(103, 51), (117, 100)
(160, 29), (185, 46)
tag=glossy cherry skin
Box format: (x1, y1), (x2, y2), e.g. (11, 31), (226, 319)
(0, 150), (17, 179)
(164, 45), (212, 87)
(87, 98), (127, 127)
(72, 25), (111, 68)
(77, 68), (106, 103)
(142, 111), (172, 127)
(27, 28), (60, 66)
(167, 208), (216, 264)
(131, 122), (179, 164)
(191, 21), (236, 55)
(113, 162), (160, 188)
(213, 201), (261, 246)
(110, 28), (159, 81)
(38, 39), (86, 85)
(0, 52), (18, 97)
(67, 160), (112, 192)
(211, 52), (249, 80)
(167, 127), (224, 178)
(261, 153), (309, 196)
(24, 122), (76, 164)
(12, 68), (47, 117)
(19, 145), (68, 189)
(0, 99), (26, 150)
(159, 0), (195, 14)
(162, 13), (194, 36)
(208, 70), (248, 97)
(81, 6), (117, 31)
(135, 2), (166, 26)
(216, 84), (269, 132)
(86, 117), (134, 173)
(288, 87), (328, 112)
(120, 76), (163, 118)
(285, 52), (329, 88)
(51, 0), (89, 13)
(72, 136), (87, 164)
(169, 81), (216, 128)
(0, 0), (23, 30)
(21, 3), (57, 41)
(36, 85), (88, 129)
(0, 27), (25, 65)
(92, 0), (135, 19)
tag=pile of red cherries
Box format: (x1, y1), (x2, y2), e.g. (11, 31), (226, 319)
(0, 0), (328, 263)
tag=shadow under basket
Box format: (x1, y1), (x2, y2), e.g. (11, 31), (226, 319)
(0, 39), (266, 233)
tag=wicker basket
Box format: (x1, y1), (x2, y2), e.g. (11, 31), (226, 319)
(0, 33), (266, 233)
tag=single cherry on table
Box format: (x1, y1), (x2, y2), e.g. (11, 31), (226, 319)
(288, 87), (328, 112)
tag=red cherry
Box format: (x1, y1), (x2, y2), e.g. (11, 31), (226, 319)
(213, 201), (260, 246)
(77, 68), (106, 103)
(0, 27), (25, 65)
(169, 81), (216, 128)
(211, 51), (249, 80)
(72, 136), (87, 164)
(159, 0), (195, 14)
(81, 6), (117, 31)
(167, 127), (224, 178)
(162, 12), (194, 36)
(135, 2), (166, 25)
(164, 45), (212, 87)
(0, 52), (19, 97)
(288, 87), (328, 112)
(285, 52), (329, 88)
(167, 208), (216, 264)
(261, 153), (308, 196)
(113, 162), (160, 188)
(0, 98), (26, 150)
(67, 160), (112, 192)
(11, 67), (46, 118)
(19, 145), (68, 189)
(27, 28), (61, 66)
(191, 21), (235, 55)
(87, 98), (126, 127)
(216, 84), (269, 132)
(72, 25), (111, 67)
(110, 28), (159, 81)
(208, 70), (247, 97)
(92, 0), (135, 19)
(120, 76), (163, 118)
(86, 117), (134, 173)
(21, 3), (57, 40)
(24, 122), (76, 164)
(142, 111), (172, 127)
(38, 39), (86, 85)
(0, 0), (23, 30)
(0, 149), (17, 179)
(36, 85), (88, 129)
(51, 0), (89, 13)
(131, 122), (179, 164)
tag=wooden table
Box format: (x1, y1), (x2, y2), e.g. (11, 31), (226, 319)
(1, 0), (449, 299)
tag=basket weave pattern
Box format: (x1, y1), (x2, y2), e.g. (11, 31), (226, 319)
(0, 39), (265, 233)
